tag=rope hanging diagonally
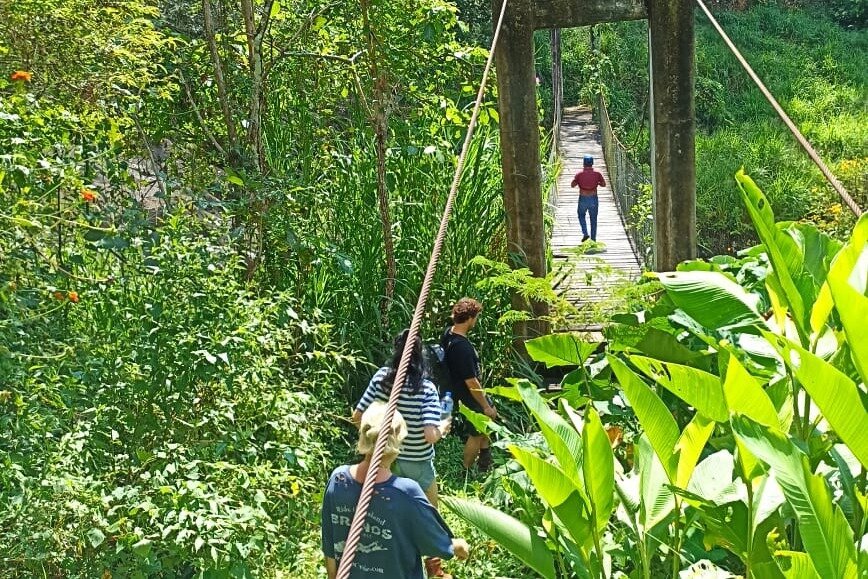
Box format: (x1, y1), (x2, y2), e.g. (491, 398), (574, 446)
(334, 1), (510, 577)
(695, 0), (863, 217)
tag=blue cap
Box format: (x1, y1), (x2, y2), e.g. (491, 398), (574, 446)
(583, 155), (594, 166)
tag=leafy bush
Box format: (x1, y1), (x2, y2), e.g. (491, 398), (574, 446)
(0, 89), (357, 577)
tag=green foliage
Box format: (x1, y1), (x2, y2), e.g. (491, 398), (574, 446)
(1, 0), (524, 575)
(0, 0), (174, 113)
(442, 496), (557, 579)
(823, 0), (868, 28)
(0, 70), (358, 577)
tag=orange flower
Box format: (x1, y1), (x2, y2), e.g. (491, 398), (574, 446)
(10, 70), (32, 82)
(81, 189), (97, 203)
(68, 291), (79, 303)
(53, 291), (65, 300)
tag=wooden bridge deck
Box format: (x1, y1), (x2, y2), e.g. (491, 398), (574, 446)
(550, 107), (642, 330)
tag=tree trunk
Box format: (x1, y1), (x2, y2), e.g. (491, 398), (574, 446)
(202, 0), (238, 163)
(240, 0), (272, 172)
(360, 0), (396, 327)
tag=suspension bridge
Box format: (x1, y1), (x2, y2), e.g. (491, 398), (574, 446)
(550, 106), (643, 332)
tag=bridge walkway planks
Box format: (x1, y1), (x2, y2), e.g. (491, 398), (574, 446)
(550, 106), (642, 332)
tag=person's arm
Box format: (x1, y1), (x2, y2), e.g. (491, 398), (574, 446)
(325, 557), (337, 579)
(322, 475), (336, 576)
(598, 172), (606, 187)
(465, 377), (496, 419)
(404, 481), (463, 559)
(423, 419), (452, 443)
(351, 368), (388, 427)
(571, 172), (579, 188)
(422, 418), (452, 444)
(422, 381), (451, 443)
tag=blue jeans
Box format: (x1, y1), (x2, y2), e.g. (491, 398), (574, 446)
(578, 195), (599, 240)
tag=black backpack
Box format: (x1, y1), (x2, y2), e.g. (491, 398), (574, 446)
(423, 341), (452, 396)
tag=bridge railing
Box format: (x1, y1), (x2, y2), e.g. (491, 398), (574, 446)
(545, 29), (564, 213)
(594, 93), (654, 269)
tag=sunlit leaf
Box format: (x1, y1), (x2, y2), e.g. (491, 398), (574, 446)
(732, 415), (858, 578)
(582, 408), (615, 532)
(764, 332), (868, 468)
(608, 356), (679, 481)
(442, 496), (556, 579)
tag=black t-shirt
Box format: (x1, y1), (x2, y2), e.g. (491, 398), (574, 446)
(440, 327), (479, 407)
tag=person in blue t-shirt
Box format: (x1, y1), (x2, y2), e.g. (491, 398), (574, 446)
(322, 402), (470, 579)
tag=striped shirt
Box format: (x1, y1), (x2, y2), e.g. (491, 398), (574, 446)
(356, 366), (441, 461)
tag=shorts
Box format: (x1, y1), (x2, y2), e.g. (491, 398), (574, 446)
(392, 457), (437, 492)
(457, 396), (484, 437)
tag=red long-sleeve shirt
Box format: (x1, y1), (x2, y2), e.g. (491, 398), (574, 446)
(571, 167), (605, 195)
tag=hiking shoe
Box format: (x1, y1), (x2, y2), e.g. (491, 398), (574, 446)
(581, 235), (590, 242)
(477, 447), (493, 472)
(425, 557), (453, 578)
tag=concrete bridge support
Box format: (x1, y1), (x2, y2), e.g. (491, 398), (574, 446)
(495, 0), (697, 340)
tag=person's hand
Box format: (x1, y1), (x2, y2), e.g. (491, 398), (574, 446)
(440, 417), (452, 437)
(452, 538), (470, 560)
(483, 405), (497, 420)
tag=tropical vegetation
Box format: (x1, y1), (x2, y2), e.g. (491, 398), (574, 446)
(0, 0), (865, 577)
(447, 172), (868, 578)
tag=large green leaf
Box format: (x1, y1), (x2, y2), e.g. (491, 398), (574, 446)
(516, 379), (585, 491)
(774, 551), (821, 579)
(634, 327), (709, 366)
(786, 222), (842, 289)
(686, 450), (737, 505)
(765, 332), (868, 468)
(721, 353), (780, 428)
(826, 214), (868, 384)
(635, 435), (675, 530)
(735, 170), (812, 342)
(510, 446), (579, 507)
(525, 333), (599, 367)
(673, 414), (715, 489)
(510, 446), (592, 548)
(608, 356), (679, 481)
(653, 269), (765, 331)
(442, 496), (556, 579)
(731, 415), (858, 579)
(582, 408), (615, 532)
(629, 355), (728, 422)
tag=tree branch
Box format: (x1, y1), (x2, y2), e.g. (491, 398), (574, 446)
(178, 69), (228, 158)
(202, 0), (238, 159)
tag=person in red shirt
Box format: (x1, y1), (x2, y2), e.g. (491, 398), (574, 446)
(571, 155), (606, 242)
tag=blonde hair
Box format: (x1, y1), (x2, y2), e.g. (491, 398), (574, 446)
(357, 402), (407, 460)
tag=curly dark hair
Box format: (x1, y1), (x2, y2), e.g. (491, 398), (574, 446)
(451, 297), (482, 324)
(384, 329), (426, 393)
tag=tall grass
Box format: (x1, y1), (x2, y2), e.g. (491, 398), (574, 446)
(259, 70), (510, 394)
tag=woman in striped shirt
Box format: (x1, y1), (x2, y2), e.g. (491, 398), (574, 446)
(352, 330), (451, 507)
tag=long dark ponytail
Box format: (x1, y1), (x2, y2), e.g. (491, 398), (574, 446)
(384, 329), (425, 393)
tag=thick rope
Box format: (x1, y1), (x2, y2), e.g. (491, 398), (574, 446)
(695, 0), (863, 217)
(334, 1), (510, 577)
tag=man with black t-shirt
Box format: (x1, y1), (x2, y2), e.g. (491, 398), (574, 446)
(440, 298), (496, 471)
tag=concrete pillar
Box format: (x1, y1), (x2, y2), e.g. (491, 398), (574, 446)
(493, 0), (549, 340)
(648, 0), (696, 270)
